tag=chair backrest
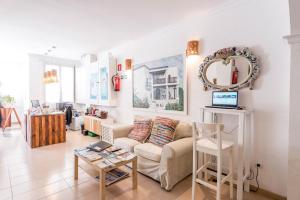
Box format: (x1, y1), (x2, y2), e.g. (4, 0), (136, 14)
(193, 122), (224, 150)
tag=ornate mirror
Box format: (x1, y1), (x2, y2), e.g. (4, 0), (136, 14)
(199, 47), (260, 91)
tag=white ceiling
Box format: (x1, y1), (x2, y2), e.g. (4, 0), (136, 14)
(0, 0), (226, 59)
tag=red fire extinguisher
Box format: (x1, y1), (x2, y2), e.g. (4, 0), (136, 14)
(232, 67), (239, 84)
(112, 74), (121, 91)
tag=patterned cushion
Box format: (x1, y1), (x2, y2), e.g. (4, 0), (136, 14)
(148, 117), (179, 146)
(128, 119), (152, 143)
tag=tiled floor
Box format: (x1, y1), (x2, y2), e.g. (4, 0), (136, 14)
(0, 127), (274, 200)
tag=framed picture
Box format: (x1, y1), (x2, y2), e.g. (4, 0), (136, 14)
(133, 54), (187, 114)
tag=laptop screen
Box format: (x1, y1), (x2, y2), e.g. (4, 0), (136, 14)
(212, 91), (238, 107)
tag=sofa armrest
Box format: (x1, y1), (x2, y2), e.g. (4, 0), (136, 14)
(159, 137), (193, 190)
(112, 125), (134, 139)
(162, 137), (193, 159)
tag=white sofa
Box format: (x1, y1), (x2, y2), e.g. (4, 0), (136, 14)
(112, 122), (193, 190)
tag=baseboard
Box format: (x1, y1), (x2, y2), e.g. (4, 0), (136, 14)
(250, 185), (287, 200)
(207, 168), (287, 200)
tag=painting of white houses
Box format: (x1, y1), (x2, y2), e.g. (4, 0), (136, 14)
(133, 54), (186, 113)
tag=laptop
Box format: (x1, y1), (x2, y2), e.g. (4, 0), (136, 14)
(205, 91), (238, 109)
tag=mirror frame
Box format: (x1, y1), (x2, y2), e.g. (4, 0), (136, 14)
(199, 47), (260, 91)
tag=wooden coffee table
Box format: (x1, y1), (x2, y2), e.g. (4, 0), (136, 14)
(74, 151), (137, 200)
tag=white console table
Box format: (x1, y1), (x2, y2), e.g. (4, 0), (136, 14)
(201, 107), (253, 200)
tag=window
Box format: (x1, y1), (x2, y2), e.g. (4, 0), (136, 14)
(45, 65), (74, 103)
(45, 65), (60, 103)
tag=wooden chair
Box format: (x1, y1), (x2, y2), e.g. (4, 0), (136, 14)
(192, 123), (234, 200)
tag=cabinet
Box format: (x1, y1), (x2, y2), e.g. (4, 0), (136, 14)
(92, 118), (101, 135)
(83, 115), (113, 136)
(84, 116), (91, 131)
(88, 62), (100, 105)
(98, 52), (117, 106)
(75, 53), (117, 106)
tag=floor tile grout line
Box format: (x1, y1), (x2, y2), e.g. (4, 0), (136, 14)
(10, 176), (65, 198)
(38, 175), (76, 200)
(7, 160), (14, 200)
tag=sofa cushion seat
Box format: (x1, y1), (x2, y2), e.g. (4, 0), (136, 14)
(114, 137), (141, 152)
(134, 143), (162, 162)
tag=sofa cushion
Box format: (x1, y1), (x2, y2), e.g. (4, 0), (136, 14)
(134, 143), (162, 162)
(148, 116), (179, 146)
(128, 119), (152, 143)
(114, 137), (141, 152)
(174, 122), (192, 140)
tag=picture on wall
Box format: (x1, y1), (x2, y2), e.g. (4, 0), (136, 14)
(133, 54), (186, 114)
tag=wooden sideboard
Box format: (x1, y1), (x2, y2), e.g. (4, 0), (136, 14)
(25, 113), (66, 148)
(83, 115), (113, 136)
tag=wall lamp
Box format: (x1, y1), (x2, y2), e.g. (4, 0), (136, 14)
(125, 58), (132, 70)
(186, 40), (199, 56)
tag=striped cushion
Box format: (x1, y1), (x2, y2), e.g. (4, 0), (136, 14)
(148, 117), (179, 146)
(128, 119), (152, 143)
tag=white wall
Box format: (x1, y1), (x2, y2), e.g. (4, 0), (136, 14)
(0, 53), (28, 122)
(98, 0), (290, 196)
(28, 54), (80, 107)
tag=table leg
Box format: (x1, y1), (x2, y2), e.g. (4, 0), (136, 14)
(13, 108), (22, 127)
(74, 155), (78, 180)
(132, 157), (138, 189)
(237, 113), (245, 200)
(2, 108), (12, 131)
(99, 169), (106, 200)
(244, 113), (252, 192)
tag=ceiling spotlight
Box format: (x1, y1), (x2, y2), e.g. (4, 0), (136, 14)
(48, 49), (52, 52)
(52, 46), (56, 49)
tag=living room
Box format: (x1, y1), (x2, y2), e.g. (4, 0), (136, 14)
(0, 0), (299, 200)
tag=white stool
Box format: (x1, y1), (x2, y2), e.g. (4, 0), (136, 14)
(192, 123), (234, 200)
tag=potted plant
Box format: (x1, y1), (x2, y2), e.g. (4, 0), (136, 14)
(0, 95), (15, 107)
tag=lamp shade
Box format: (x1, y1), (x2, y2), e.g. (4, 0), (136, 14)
(43, 69), (58, 84)
(125, 59), (132, 70)
(186, 40), (199, 56)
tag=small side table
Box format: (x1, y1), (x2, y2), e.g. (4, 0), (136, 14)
(101, 123), (123, 144)
(74, 151), (137, 200)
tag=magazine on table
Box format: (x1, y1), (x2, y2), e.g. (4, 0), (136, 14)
(106, 146), (122, 152)
(116, 152), (135, 161)
(96, 152), (136, 168)
(97, 159), (113, 168)
(74, 148), (103, 161)
(95, 168), (129, 186)
(74, 144), (135, 164)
